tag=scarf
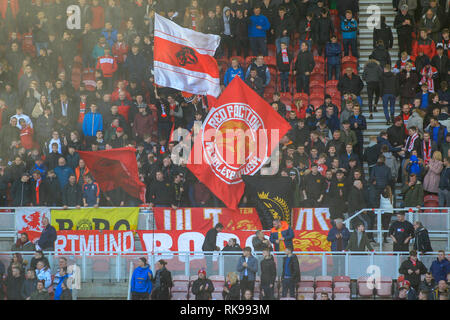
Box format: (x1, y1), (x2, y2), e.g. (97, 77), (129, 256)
(306, 21), (311, 40)
(419, 66), (437, 92)
(160, 104), (167, 118)
(423, 139), (432, 164)
(78, 102), (86, 123)
(281, 48), (289, 64)
(35, 178), (42, 205)
(406, 133), (419, 152)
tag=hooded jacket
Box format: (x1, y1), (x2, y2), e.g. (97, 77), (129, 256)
(131, 264), (153, 293)
(363, 60), (383, 83)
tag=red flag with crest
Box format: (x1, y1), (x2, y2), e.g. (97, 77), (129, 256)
(187, 76), (292, 209)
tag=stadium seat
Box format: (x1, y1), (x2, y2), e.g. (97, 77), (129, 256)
(334, 281), (351, 289)
(299, 275), (315, 287)
(334, 275), (351, 284)
(172, 292), (188, 300)
(333, 286), (351, 294)
(264, 56), (277, 68)
(341, 56), (358, 65)
(172, 283), (189, 292)
(310, 97), (324, 109)
(173, 275), (189, 282)
(375, 279), (393, 298)
(297, 293), (315, 300)
(357, 276), (375, 298)
(315, 286), (332, 294)
(315, 276), (333, 288)
(314, 56), (325, 65)
(208, 275), (225, 283)
(326, 80), (339, 88)
(280, 297), (296, 300)
(211, 292), (223, 300)
(245, 56), (257, 66)
(424, 195), (439, 207)
(297, 286), (314, 294)
(310, 73), (325, 82)
(333, 293), (351, 300)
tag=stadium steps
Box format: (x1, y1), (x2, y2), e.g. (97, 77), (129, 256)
(358, 0), (402, 203)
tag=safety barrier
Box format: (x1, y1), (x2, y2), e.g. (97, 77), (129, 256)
(1, 251), (444, 282)
(343, 207), (450, 251)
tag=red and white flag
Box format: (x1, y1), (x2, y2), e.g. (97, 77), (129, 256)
(154, 13), (221, 97)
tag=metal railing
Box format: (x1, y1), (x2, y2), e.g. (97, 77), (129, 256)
(343, 207), (450, 251)
(1, 250), (444, 282)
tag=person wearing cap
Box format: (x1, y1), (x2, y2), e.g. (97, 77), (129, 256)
(389, 211), (415, 252)
(431, 44), (448, 91)
(394, 4), (415, 55)
(191, 268), (214, 300)
(399, 250), (428, 292)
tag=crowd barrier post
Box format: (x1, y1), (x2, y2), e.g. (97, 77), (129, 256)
(395, 253), (400, 279)
(127, 261), (133, 300)
(321, 252), (327, 276)
(344, 252), (349, 276)
(82, 251), (87, 282)
(116, 253), (121, 282)
(376, 210), (383, 251)
(185, 253), (190, 277)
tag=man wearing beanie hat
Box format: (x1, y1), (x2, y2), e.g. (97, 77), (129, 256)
(191, 268), (214, 300)
(394, 4), (415, 55)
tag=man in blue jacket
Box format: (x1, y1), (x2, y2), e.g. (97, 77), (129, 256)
(341, 10), (358, 58)
(248, 6), (270, 56)
(430, 250), (450, 282)
(270, 219), (294, 251)
(82, 104), (103, 145)
(130, 257), (153, 300)
(54, 157), (74, 189)
(224, 58), (244, 86)
(326, 35), (342, 80)
(236, 247), (258, 299)
(82, 174), (100, 207)
(36, 216), (57, 251)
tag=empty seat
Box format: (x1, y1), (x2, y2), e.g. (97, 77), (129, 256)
(310, 97), (324, 109)
(298, 287), (314, 294)
(334, 276), (351, 283)
(333, 293), (351, 300)
(211, 292), (223, 300)
(245, 56), (257, 66)
(315, 276), (333, 288)
(315, 286), (332, 294)
(310, 73), (325, 82)
(375, 282), (392, 298)
(333, 286), (351, 294)
(172, 283), (189, 292)
(173, 275), (189, 282)
(334, 282), (351, 289)
(357, 276), (374, 298)
(424, 195), (439, 207)
(209, 275), (225, 282)
(171, 292), (188, 300)
(300, 276), (315, 287)
(264, 56), (277, 67)
(297, 293), (315, 300)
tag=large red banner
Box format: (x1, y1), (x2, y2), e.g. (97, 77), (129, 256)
(152, 207), (263, 231)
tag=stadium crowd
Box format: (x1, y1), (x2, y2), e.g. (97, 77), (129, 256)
(0, 0), (449, 300)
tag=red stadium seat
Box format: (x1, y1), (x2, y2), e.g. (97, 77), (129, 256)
(315, 276), (333, 288)
(245, 56), (257, 66)
(172, 283), (189, 292)
(297, 293), (315, 300)
(208, 275), (225, 282)
(310, 80), (325, 92)
(310, 97), (324, 109)
(264, 55), (277, 67)
(424, 195), (439, 207)
(315, 286), (332, 294)
(294, 93), (309, 102)
(310, 73), (325, 82)
(297, 286), (314, 294)
(333, 293), (351, 300)
(357, 276), (374, 298)
(280, 93), (293, 107)
(333, 275), (351, 285)
(173, 275), (189, 282)
(375, 281), (392, 298)
(334, 286), (351, 294)
(342, 56), (358, 64)
(172, 292), (188, 300)
(326, 80), (339, 88)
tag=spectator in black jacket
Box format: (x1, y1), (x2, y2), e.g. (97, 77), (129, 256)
(6, 266), (24, 300)
(313, 8), (334, 56)
(399, 250), (428, 291)
(11, 173), (32, 207)
(245, 68), (264, 96)
(438, 156), (450, 206)
(389, 212), (415, 251)
(31, 170), (48, 206)
(413, 221), (433, 253)
(370, 40), (392, 69)
(260, 248), (276, 300)
(222, 238), (242, 253)
(373, 16), (394, 50)
(370, 155), (393, 201)
(281, 247), (300, 298)
(191, 268), (214, 300)
(394, 4), (415, 55)
(338, 67), (364, 106)
(231, 9), (249, 57)
(147, 171), (176, 207)
(272, 6), (295, 53)
(62, 174), (83, 209)
(380, 64), (399, 125)
(276, 42), (292, 93)
(294, 42), (315, 94)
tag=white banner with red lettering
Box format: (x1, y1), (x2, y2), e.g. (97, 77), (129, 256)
(55, 230), (135, 254)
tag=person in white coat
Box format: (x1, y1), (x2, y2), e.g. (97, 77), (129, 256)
(380, 185), (394, 243)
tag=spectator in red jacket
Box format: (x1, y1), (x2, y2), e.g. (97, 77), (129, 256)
(96, 48), (117, 92)
(412, 28), (437, 59)
(111, 80), (132, 102)
(90, 0), (105, 31)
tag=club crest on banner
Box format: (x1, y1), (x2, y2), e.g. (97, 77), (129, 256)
(202, 103), (268, 185)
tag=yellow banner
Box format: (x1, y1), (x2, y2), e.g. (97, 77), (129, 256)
(51, 208), (139, 231)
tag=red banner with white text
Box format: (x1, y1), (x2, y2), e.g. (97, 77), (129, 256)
(152, 207), (263, 231)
